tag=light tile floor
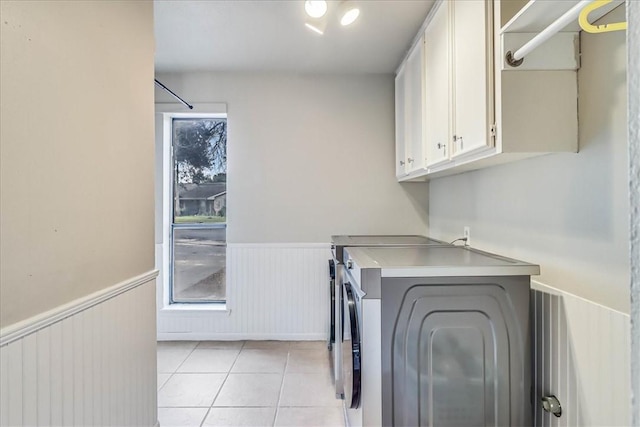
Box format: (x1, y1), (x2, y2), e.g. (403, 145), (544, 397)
(157, 341), (345, 427)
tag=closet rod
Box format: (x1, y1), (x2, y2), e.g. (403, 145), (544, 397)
(154, 79), (193, 110)
(506, 0), (591, 67)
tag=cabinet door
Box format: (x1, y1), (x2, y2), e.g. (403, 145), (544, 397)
(394, 67), (407, 177)
(451, 0), (493, 157)
(424, 1), (451, 167)
(405, 37), (426, 172)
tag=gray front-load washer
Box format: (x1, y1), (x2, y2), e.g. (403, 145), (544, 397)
(341, 245), (540, 427)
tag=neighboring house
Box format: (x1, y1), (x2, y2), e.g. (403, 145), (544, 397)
(177, 182), (226, 216)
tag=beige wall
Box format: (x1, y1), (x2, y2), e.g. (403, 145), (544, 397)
(429, 6), (629, 313)
(0, 1), (156, 327)
(154, 72), (429, 243)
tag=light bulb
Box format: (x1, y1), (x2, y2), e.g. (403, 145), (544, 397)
(305, 1), (328, 19)
(340, 4), (360, 26)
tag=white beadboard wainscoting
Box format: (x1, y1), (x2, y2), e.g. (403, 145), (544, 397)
(0, 271), (158, 427)
(531, 281), (631, 427)
(157, 243), (331, 340)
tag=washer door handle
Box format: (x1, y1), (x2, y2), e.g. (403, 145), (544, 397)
(344, 283), (361, 409)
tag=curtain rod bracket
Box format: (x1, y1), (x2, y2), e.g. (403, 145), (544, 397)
(505, 51), (524, 68)
(154, 79), (194, 110)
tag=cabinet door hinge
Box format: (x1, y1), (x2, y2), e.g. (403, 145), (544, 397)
(490, 123), (497, 140)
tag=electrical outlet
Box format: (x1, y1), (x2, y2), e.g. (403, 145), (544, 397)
(463, 226), (471, 246)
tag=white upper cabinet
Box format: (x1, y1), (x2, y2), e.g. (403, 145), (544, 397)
(406, 39), (426, 172)
(395, 0), (579, 182)
(395, 66), (408, 177)
(424, 0), (451, 168)
(395, 36), (426, 178)
(451, 0), (494, 158)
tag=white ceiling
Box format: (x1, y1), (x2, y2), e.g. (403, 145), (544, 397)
(154, 0), (435, 74)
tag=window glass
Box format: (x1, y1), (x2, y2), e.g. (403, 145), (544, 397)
(172, 227), (226, 302)
(171, 117), (227, 303)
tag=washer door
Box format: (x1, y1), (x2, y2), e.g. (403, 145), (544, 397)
(342, 282), (361, 409)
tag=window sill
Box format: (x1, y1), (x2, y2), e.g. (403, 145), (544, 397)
(160, 303), (230, 314)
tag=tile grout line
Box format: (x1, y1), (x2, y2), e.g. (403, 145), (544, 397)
(199, 341), (247, 427)
(272, 344), (292, 427)
(157, 372), (173, 393)
(172, 342), (200, 373)
(157, 341), (200, 394)
(157, 341), (200, 421)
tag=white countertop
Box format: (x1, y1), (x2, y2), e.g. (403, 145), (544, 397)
(344, 246), (540, 278)
(331, 234), (447, 247)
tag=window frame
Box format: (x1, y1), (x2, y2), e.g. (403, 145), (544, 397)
(157, 106), (229, 311)
(169, 116), (227, 305)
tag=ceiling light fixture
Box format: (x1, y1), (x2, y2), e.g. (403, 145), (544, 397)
(339, 1), (360, 26)
(303, 0), (359, 35)
(305, 1), (328, 18)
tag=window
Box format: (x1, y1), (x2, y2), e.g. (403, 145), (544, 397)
(170, 117), (227, 303)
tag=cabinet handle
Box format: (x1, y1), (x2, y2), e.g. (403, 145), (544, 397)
(437, 143), (443, 149)
(453, 135), (464, 149)
(408, 158), (414, 163)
